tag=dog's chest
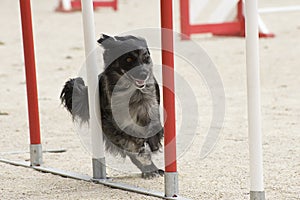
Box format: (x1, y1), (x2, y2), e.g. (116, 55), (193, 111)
(111, 84), (158, 129)
(129, 89), (157, 123)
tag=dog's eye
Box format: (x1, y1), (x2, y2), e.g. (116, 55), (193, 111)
(126, 57), (133, 62)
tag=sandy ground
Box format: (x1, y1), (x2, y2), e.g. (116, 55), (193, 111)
(0, 0), (299, 199)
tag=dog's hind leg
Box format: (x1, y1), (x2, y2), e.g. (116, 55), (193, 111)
(127, 143), (164, 179)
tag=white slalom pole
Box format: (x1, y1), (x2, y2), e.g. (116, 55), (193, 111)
(244, 0), (265, 199)
(81, 0), (106, 179)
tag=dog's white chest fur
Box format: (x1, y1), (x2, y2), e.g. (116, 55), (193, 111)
(110, 79), (159, 138)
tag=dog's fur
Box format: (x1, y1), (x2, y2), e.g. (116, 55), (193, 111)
(60, 34), (164, 178)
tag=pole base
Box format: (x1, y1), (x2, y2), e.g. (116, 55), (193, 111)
(92, 157), (106, 179)
(30, 144), (43, 166)
(164, 172), (179, 198)
(250, 191), (265, 200)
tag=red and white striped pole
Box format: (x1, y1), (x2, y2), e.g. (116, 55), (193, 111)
(19, 0), (43, 166)
(160, 0), (178, 198)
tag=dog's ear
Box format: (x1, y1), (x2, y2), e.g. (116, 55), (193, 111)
(97, 34), (116, 49)
(97, 34), (111, 43)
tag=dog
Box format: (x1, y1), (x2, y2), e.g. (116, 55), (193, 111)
(60, 34), (164, 178)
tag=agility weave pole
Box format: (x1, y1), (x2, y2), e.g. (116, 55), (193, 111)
(245, 0), (265, 199)
(0, 0), (185, 199)
(19, 0), (43, 166)
(80, 0), (106, 180)
(161, 0), (178, 198)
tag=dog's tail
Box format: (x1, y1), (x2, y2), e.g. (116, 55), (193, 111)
(60, 77), (90, 123)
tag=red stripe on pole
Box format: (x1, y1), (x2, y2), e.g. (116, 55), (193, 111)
(160, 0), (177, 173)
(20, 0), (41, 145)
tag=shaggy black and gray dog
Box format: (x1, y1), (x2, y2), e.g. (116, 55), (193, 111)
(60, 34), (164, 178)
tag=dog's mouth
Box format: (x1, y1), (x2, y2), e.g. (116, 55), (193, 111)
(135, 79), (145, 86)
(121, 69), (149, 89)
(133, 78), (146, 89)
(131, 76), (149, 89)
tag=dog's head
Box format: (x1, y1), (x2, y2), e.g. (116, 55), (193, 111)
(98, 34), (153, 89)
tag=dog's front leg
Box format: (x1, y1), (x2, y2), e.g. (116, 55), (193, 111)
(147, 120), (163, 152)
(127, 142), (164, 179)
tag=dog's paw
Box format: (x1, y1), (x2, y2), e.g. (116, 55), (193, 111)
(142, 169), (164, 179)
